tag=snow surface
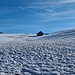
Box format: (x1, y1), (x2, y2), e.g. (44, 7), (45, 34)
(0, 29), (75, 75)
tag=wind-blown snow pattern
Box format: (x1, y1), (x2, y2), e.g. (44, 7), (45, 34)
(0, 29), (75, 75)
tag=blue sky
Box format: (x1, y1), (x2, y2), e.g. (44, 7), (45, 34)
(0, 0), (75, 33)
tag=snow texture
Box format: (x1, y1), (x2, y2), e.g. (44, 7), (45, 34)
(0, 29), (75, 75)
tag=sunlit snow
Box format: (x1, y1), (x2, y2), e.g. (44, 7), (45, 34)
(0, 29), (75, 75)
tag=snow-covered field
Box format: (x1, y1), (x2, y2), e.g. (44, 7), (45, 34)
(0, 29), (75, 75)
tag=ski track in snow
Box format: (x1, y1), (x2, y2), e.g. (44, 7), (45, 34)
(0, 32), (75, 75)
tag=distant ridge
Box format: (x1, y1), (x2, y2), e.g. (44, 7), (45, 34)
(0, 29), (75, 41)
(41, 29), (75, 39)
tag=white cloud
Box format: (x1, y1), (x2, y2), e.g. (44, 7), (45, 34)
(28, 0), (75, 6)
(46, 9), (54, 12)
(29, 9), (75, 22)
(26, 9), (75, 22)
(48, 10), (75, 16)
(23, 0), (75, 22)
(24, 0), (75, 14)
(61, 0), (75, 3)
(69, 27), (72, 29)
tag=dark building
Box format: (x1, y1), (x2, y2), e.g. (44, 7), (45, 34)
(0, 32), (3, 34)
(37, 31), (44, 36)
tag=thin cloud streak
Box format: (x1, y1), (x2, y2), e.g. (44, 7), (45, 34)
(28, 0), (75, 5)
(26, 9), (75, 23)
(31, 9), (75, 22)
(28, 10), (46, 17)
(62, 0), (75, 3)
(45, 10), (75, 16)
(18, 6), (25, 10)
(24, 0), (75, 12)
(39, 10), (75, 22)
(41, 16), (75, 22)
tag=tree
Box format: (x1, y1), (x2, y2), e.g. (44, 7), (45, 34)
(37, 31), (44, 36)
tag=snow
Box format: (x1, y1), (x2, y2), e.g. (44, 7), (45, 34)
(0, 29), (75, 75)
